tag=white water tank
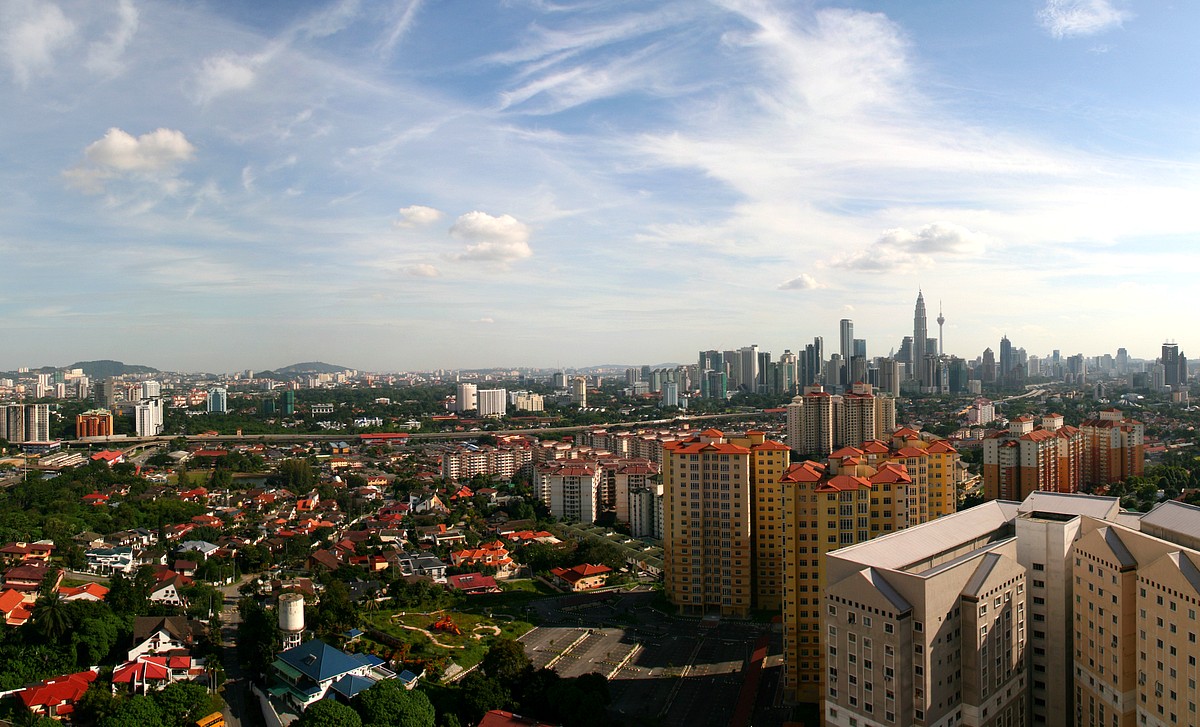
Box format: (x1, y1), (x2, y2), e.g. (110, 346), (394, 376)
(279, 593), (306, 649)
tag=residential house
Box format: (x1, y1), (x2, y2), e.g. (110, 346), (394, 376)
(0, 540), (55, 566)
(0, 588), (32, 625)
(128, 616), (200, 661)
(7, 670), (98, 719)
(269, 640), (395, 711)
(394, 552), (447, 582)
(59, 583), (109, 601)
(447, 573), (501, 595)
(549, 564), (611, 592)
(85, 546), (135, 575)
(450, 541), (515, 577)
(2, 562), (63, 596)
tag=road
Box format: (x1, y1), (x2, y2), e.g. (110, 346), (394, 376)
(65, 411), (767, 449)
(217, 575), (257, 727)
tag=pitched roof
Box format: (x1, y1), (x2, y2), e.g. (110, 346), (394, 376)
(16, 671), (97, 709)
(278, 639), (373, 682)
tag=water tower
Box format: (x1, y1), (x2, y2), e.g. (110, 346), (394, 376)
(278, 593), (306, 650)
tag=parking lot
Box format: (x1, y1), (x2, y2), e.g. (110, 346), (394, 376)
(518, 590), (791, 727)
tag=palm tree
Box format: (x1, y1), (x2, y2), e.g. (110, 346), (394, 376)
(31, 590), (71, 641)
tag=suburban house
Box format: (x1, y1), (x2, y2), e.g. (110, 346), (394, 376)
(5, 670), (98, 719)
(128, 616), (200, 661)
(269, 640), (395, 711)
(0, 588), (32, 625)
(450, 541), (515, 577)
(447, 573), (501, 595)
(549, 563), (611, 592)
(85, 546), (136, 575)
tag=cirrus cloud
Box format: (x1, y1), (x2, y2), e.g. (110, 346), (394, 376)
(64, 127), (196, 194)
(192, 53), (257, 104)
(1038, 0), (1131, 39)
(450, 211), (533, 263)
(0, 0), (76, 87)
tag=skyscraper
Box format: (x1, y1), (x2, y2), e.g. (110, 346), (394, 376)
(838, 319), (853, 390)
(999, 335), (1013, 379)
(913, 291), (928, 385)
(1162, 341), (1187, 389)
(207, 387), (227, 414)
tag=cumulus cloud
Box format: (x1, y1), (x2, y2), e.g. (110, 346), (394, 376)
(1038, 0), (1131, 39)
(833, 222), (987, 273)
(450, 211), (533, 263)
(193, 53), (257, 104)
(405, 263), (440, 277)
(475, 317), (495, 324)
(86, 0), (139, 77)
(394, 205), (443, 228)
(64, 127), (196, 194)
(778, 273), (825, 291)
(1, 0), (76, 87)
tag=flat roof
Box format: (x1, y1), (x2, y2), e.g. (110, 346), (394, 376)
(829, 500), (1021, 572)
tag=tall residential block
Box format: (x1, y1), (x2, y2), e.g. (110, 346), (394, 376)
(983, 415), (1084, 501)
(76, 409), (114, 438)
(786, 383), (896, 457)
(1079, 408), (1145, 486)
(779, 430), (960, 702)
(477, 388), (507, 418)
(663, 429), (787, 617)
(456, 382), (478, 412)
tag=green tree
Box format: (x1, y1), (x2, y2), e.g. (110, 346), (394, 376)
(74, 611), (123, 665)
(31, 590), (72, 641)
(236, 597), (281, 677)
(354, 679), (435, 727)
(295, 699), (362, 727)
(100, 695), (166, 727)
(152, 682), (218, 727)
(481, 638), (531, 685)
(456, 672), (511, 725)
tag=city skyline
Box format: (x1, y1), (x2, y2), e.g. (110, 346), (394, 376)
(4, 1), (1200, 371)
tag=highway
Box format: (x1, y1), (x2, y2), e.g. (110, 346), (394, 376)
(63, 411), (769, 449)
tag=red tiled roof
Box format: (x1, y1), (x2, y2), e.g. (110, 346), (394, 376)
(550, 563), (612, 583)
(781, 461), (825, 483)
(816, 474), (871, 492)
(16, 671), (97, 709)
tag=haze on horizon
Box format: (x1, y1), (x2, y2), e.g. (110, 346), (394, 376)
(1, 0), (1197, 373)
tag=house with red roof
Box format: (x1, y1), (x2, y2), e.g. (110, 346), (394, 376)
(451, 541), (515, 577)
(446, 573), (501, 594)
(549, 563), (611, 592)
(12, 670), (98, 719)
(0, 588), (33, 625)
(58, 582), (109, 602)
(477, 710), (556, 727)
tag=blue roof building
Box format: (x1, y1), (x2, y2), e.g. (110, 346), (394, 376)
(269, 640), (395, 711)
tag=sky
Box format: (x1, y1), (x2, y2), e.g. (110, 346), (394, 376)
(2, 0), (1198, 373)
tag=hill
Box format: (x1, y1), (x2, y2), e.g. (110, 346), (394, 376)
(263, 361), (349, 376)
(68, 360), (160, 379)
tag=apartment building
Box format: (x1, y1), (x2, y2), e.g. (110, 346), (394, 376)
(786, 383), (897, 457)
(1079, 408), (1145, 487)
(823, 490), (1200, 727)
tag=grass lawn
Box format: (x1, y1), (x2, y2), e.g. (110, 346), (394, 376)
(363, 607), (534, 673)
(454, 579), (558, 618)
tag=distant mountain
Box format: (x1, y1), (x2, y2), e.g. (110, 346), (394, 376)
(264, 361), (349, 376)
(69, 360), (160, 379)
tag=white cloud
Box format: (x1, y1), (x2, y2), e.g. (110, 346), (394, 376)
(394, 205), (443, 228)
(64, 127), (196, 194)
(0, 0), (76, 87)
(833, 222), (988, 273)
(778, 273), (825, 290)
(1038, 0), (1131, 39)
(475, 317), (495, 324)
(86, 0), (139, 77)
(192, 53), (257, 104)
(377, 0), (424, 56)
(405, 263), (440, 277)
(450, 211), (533, 263)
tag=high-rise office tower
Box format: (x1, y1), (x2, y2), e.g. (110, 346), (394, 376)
(999, 335), (1013, 379)
(207, 387), (227, 414)
(839, 319), (853, 389)
(1162, 341), (1187, 389)
(913, 291), (928, 385)
(141, 380), (162, 399)
(737, 345), (759, 392)
(803, 338), (824, 387)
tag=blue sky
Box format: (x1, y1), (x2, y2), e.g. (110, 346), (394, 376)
(1, 0), (1197, 373)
